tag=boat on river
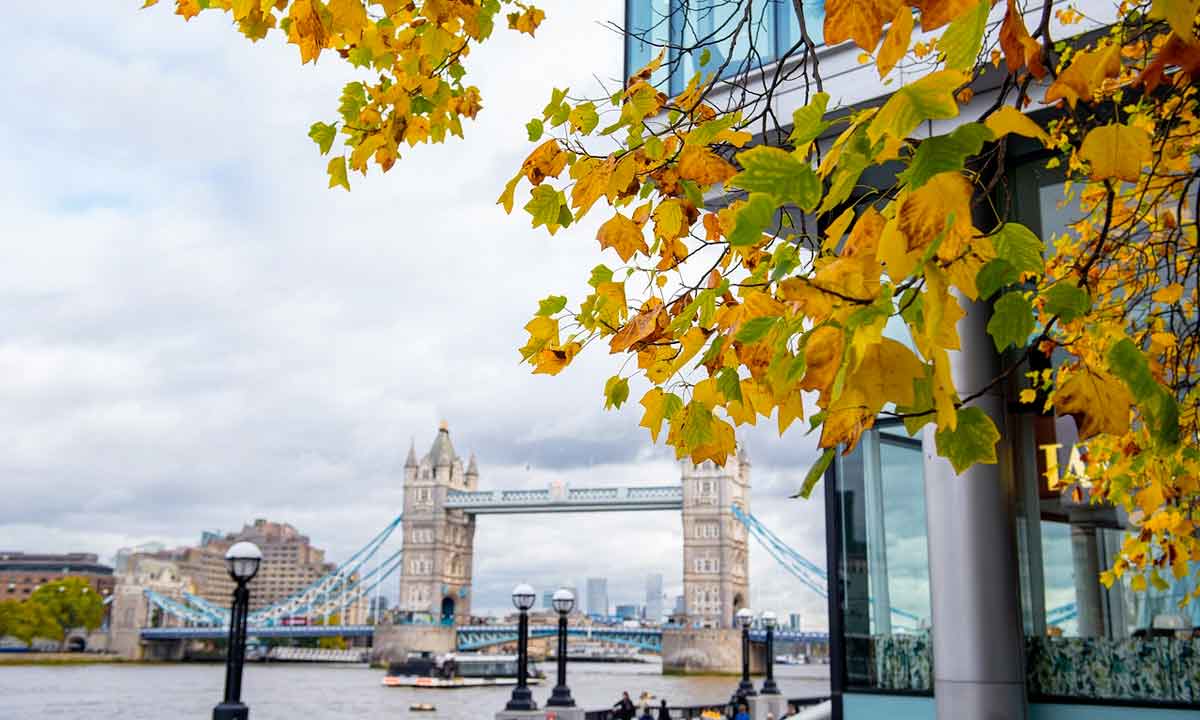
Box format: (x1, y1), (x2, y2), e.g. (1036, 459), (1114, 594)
(382, 652), (546, 688)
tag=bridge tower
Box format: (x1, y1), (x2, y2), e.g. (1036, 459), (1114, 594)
(680, 450), (751, 628)
(398, 422), (477, 625)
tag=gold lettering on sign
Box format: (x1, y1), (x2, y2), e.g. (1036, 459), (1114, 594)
(1040, 443), (1091, 489)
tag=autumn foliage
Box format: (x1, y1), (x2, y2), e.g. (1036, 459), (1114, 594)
(152, 1), (1199, 602)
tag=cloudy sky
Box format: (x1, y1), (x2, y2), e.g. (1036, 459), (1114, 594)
(0, 1), (842, 626)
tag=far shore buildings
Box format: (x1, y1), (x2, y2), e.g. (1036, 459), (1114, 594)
(0, 551), (115, 600)
(117, 518), (366, 623)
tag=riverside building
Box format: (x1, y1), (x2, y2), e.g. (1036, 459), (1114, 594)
(623, 1), (1197, 718)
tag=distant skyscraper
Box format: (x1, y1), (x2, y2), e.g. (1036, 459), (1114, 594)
(543, 590), (555, 610)
(789, 613), (803, 630)
(615, 603), (639, 621)
(644, 573), (664, 623)
(674, 595), (685, 615)
(586, 577), (608, 616)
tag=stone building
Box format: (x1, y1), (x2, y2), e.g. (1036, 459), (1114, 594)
(397, 422), (477, 624)
(680, 451), (750, 628)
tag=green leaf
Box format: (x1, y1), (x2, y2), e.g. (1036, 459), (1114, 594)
(524, 184), (565, 229)
(795, 448), (835, 499)
(309, 121), (338, 155)
(867, 70), (964, 145)
(604, 375), (630, 409)
(728, 146), (821, 211)
(569, 102), (600, 134)
(347, 46), (373, 68)
(987, 292), (1035, 351)
(935, 406), (1000, 473)
(900, 123), (992, 189)
(588, 264), (614, 288)
(736, 316), (779, 344)
(327, 156), (350, 191)
(536, 295), (567, 316)
(992, 223), (1044, 276)
(1041, 282), (1091, 322)
(976, 259), (1020, 300)
(716, 368), (743, 403)
(681, 401), (715, 447)
(728, 193), (777, 246)
(789, 92), (831, 147)
(699, 48), (712, 66)
(526, 118), (544, 141)
(1106, 339), (1180, 447)
(338, 81), (367, 122)
(898, 372), (935, 436)
(937, 0), (990, 71)
(700, 334), (726, 366)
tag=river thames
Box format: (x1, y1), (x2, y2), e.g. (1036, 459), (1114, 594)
(0, 661), (829, 719)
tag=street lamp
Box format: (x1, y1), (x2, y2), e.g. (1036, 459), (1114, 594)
(732, 607), (757, 706)
(213, 542), (262, 720)
(546, 588), (576, 708)
(505, 583), (537, 712)
(760, 611), (780, 695)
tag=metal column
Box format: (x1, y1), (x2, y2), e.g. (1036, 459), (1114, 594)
(922, 295), (1027, 720)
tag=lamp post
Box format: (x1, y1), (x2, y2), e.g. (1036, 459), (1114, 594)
(760, 611), (780, 695)
(731, 607), (757, 707)
(546, 588), (576, 708)
(505, 583), (537, 712)
(213, 542), (262, 720)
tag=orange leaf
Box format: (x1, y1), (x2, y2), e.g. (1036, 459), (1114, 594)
(876, 5), (914, 77)
(824, 0), (903, 51)
(597, 213), (650, 262)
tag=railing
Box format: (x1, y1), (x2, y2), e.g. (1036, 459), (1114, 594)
(582, 696), (830, 720)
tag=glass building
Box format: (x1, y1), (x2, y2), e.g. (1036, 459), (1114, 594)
(622, 1), (1200, 717)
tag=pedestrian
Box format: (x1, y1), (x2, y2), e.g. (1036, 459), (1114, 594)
(613, 691), (636, 720)
(639, 705), (654, 720)
(733, 703), (751, 720)
(657, 698), (672, 720)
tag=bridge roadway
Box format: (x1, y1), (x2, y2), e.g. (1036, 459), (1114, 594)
(140, 624), (830, 652)
(443, 485), (684, 514)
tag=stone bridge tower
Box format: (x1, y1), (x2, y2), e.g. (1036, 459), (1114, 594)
(680, 450), (751, 628)
(398, 422), (477, 625)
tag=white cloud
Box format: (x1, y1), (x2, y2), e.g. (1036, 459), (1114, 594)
(0, 1), (833, 627)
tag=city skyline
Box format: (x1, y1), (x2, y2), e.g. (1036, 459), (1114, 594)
(0, 1), (828, 627)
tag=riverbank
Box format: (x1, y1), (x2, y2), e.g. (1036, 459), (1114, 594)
(0, 652), (132, 666)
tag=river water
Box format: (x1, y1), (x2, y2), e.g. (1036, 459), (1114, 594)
(0, 661), (829, 719)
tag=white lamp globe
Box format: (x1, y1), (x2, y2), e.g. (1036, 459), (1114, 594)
(511, 583), (536, 611)
(552, 588), (575, 615)
(736, 607), (755, 629)
(224, 542), (263, 582)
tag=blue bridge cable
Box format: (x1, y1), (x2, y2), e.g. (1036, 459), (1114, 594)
(248, 514), (403, 624)
(279, 549), (405, 620)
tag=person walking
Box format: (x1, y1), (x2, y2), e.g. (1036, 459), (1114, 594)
(733, 703), (751, 720)
(657, 699), (671, 720)
(639, 705), (654, 720)
(613, 691), (636, 720)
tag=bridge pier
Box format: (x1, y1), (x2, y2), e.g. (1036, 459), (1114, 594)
(370, 623), (456, 666)
(661, 628), (765, 675)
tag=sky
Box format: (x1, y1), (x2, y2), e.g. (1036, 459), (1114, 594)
(0, 1), (838, 625)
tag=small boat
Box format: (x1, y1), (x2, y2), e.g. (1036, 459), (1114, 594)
(382, 652), (546, 688)
(409, 703), (436, 712)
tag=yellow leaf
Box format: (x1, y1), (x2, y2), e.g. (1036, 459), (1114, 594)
(931, 348), (958, 429)
(533, 341), (581, 375)
(328, 0), (368, 38)
(876, 217), (919, 279)
(819, 388), (874, 450)
(1019, 388), (1037, 404)
(1136, 482), (1165, 516)
(1054, 367), (1133, 439)
(913, 0), (981, 31)
(1152, 283), (1184, 304)
(671, 327), (709, 374)
(823, 207), (857, 251)
(497, 174), (521, 213)
(609, 300), (665, 353)
(1131, 574), (1147, 592)
(849, 338), (926, 409)
(286, 0), (328, 64)
(639, 388), (670, 442)
(799, 325), (845, 404)
(571, 158), (613, 216)
(876, 4), (914, 77)
(521, 139), (568, 185)
(653, 199), (689, 241)
(777, 391), (806, 435)
(677, 145), (737, 186)
(607, 154), (637, 201)
(824, 0), (904, 51)
(1150, 0), (1200, 42)
(597, 213), (649, 262)
(897, 171), (974, 257)
(1044, 44), (1121, 108)
(1079, 124), (1153, 182)
(984, 105), (1050, 144)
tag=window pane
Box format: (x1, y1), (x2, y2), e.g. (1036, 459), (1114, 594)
(626, 0), (671, 88)
(674, 0), (776, 94)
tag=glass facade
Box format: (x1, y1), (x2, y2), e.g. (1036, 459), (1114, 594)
(624, 1), (825, 94)
(826, 143), (1200, 713)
